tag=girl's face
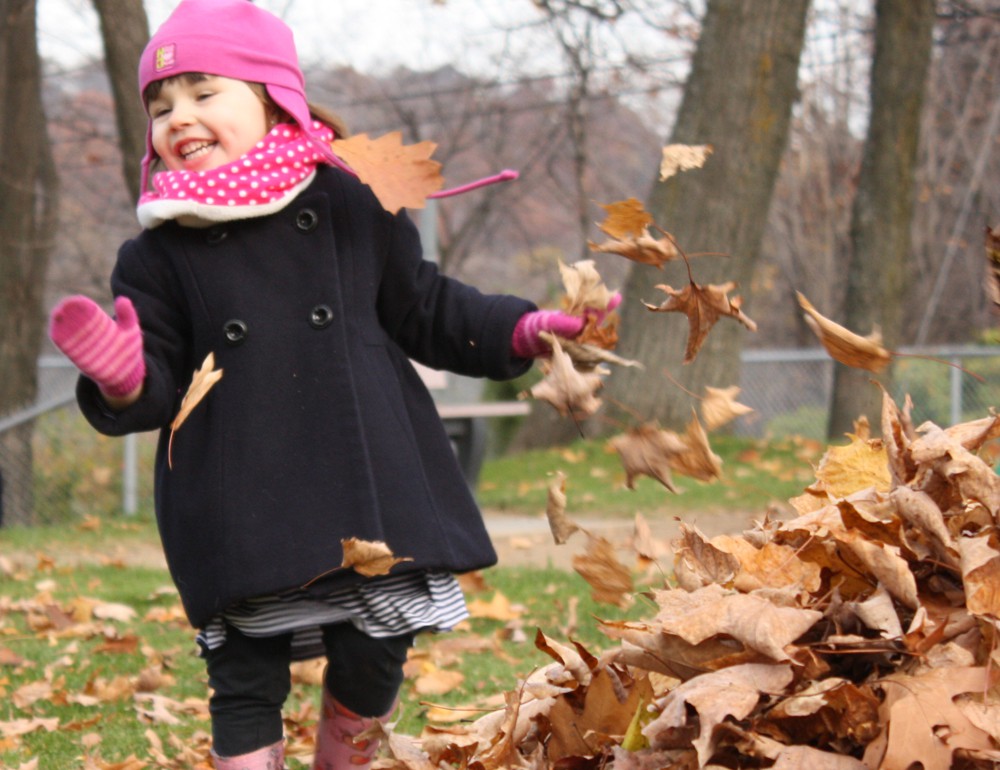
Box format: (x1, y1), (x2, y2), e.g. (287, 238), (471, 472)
(148, 75), (270, 173)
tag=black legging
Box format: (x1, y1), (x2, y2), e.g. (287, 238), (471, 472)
(205, 622), (413, 757)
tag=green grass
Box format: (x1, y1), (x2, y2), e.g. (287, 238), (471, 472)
(477, 433), (823, 516)
(0, 434), (826, 767)
(0, 513), (649, 769)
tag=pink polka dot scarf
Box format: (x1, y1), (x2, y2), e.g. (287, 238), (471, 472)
(136, 121), (335, 229)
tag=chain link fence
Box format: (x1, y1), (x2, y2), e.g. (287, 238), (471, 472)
(2, 347), (998, 527)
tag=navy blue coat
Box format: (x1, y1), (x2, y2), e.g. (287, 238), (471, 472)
(77, 165), (535, 629)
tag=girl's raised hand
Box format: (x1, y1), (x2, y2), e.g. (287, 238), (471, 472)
(511, 292), (622, 358)
(49, 295), (146, 399)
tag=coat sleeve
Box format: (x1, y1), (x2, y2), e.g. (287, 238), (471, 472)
(76, 233), (192, 437)
(373, 207), (537, 381)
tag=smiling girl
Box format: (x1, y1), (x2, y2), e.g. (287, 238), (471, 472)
(46, 1), (611, 768)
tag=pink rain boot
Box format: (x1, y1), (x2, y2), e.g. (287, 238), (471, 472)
(212, 740), (284, 770)
(313, 688), (395, 770)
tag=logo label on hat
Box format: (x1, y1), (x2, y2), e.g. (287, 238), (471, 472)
(155, 44), (176, 72)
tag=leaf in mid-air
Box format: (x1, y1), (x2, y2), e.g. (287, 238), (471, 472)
(332, 131), (443, 213)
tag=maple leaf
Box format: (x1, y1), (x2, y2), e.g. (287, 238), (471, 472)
(595, 198), (654, 239)
(643, 662), (795, 766)
(607, 423), (687, 492)
(644, 280), (757, 363)
(521, 337), (606, 419)
(588, 231), (682, 269)
(168, 352), (223, 469)
(667, 412), (723, 482)
(865, 666), (998, 770)
(812, 429), (892, 499)
(986, 225), (1000, 309)
(701, 385), (754, 431)
(340, 537), (413, 577)
(331, 131), (444, 214)
(957, 531), (1000, 618)
(659, 143), (713, 181)
(797, 292), (892, 373)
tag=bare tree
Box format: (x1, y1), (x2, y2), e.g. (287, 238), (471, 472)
(0, 0), (59, 525)
(91, 0), (150, 202)
(827, 0), (935, 438)
(581, 0), (810, 440)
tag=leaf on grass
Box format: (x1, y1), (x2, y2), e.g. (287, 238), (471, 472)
(332, 131), (443, 214)
(545, 471), (579, 545)
(701, 385), (754, 431)
(645, 281), (757, 363)
(168, 352), (223, 469)
(659, 143), (713, 181)
(797, 292), (891, 373)
(340, 538), (413, 577)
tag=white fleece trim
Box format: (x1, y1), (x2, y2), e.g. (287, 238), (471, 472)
(136, 171), (317, 230)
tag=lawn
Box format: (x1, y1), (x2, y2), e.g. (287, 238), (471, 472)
(0, 435), (824, 768)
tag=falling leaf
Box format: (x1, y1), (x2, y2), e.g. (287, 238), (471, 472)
(659, 143), (713, 181)
(332, 131), (443, 214)
(168, 352), (223, 469)
(701, 385), (754, 431)
(572, 534), (633, 607)
(607, 423), (686, 492)
(595, 198), (654, 239)
(588, 232), (682, 269)
(340, 538), (413, 577)
(645, 280), (757, 363)
(521, 338), (606, 419)
(667, 412), (723, 482)
(545, 471), (579, 545)
(986, 225), (1000, 309)
(797, 292), (891, 373)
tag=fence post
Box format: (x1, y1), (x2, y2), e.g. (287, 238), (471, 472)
(123, 433), (138, 515)
(950, 355), (962, 427)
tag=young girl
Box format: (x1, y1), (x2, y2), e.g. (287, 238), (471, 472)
(48, 1), (609, 768)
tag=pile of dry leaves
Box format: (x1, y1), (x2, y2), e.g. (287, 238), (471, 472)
(372, 390), (1000, 769)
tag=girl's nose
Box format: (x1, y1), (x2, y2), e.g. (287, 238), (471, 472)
(168, 99), (196, 129)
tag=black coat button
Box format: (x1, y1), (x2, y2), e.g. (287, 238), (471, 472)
(224, 319), (248, 345)
(206, 226), (228, 245)
(309, 305), (333, 329)
(296, 208), (319, 232)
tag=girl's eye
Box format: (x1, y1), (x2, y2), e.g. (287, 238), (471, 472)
(150, 106), (171, 119)
(196, 91), (215, 101)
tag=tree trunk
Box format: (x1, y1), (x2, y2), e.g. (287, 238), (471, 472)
(91, 0), (150, 203)
(514, 0), (808, 447)
(0, 0), (60, 525)
(827, 0), (934, 438)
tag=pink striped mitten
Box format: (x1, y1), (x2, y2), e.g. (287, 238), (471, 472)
(49, 295), (146, 398)
(511, 310), (585, 358)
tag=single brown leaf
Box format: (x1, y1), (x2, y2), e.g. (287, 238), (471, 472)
(986, 225), (1000, 309)
(797, 292), (891, 373)
(701, 384), (754, 431)
(659, 143), (713, 181)
(645, 281), (757, 363)
(522, 338), (605, 418)
(332, 131), (443, 214)
(667, 412), (723, 482)
(595, 197), (654, 239)
(340, 537), (413, 577)
(168, 352), (223, 469)
(607, 423), (686, 492)
(545, 471), (579, 545)
(958, 531), (1000, 618)
(572, 534), (633, 608)
(813, 431), (892, 499)
(588, 232), (682, 269)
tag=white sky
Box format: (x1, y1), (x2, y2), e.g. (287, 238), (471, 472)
(38, 0), (576, 75)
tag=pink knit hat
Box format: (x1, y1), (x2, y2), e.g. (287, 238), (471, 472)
(137, 0), (333, 192)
